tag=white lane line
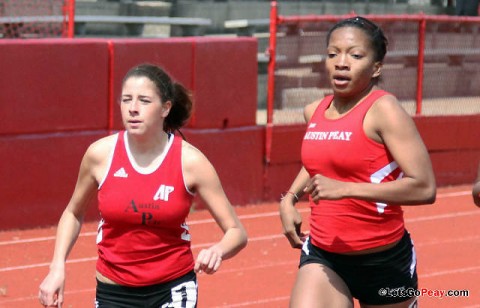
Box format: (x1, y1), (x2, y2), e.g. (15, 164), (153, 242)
(420, 266), (480, 278)
(0, 257), (97, 272)
(0, 189), (472, 246)
(0, 288), (94, 304)
(3, 206), (478, 247)
(0, 234), (288, 272)
(212, 296), (290, 307)
(405, 210), (480, 223)
(0, 189), (476, 272)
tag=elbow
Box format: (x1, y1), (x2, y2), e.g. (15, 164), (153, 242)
(424, 191), (436, 205)
(473, 194), (480, 208)
(411, 173), (436, 205)
(472, 183), (480, 207)
(230, 225), (248, 254)
(239, 228), (248, 250)
(240, 238), (248, 252)
(421, 182), (437, 205)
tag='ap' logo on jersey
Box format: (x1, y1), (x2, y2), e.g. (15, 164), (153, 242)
(154, 184), (175, 201)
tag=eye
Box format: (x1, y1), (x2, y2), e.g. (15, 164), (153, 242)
(327, 52), (337, 58)
(140, 99), (151, 105)
(121, 97), (132, 104)
(351, 54), (363, 59)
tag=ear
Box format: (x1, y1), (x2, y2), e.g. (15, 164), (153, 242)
(372, 61), (382, 78)
(162, 100), (172, 117)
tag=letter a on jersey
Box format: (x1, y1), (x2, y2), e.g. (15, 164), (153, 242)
(154, 184), (175, 201)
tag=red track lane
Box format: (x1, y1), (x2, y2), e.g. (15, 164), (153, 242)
(0, 185), (478, 308)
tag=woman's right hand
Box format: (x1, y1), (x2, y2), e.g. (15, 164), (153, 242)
(38, 268), (65, 307)
(279, 198), (307, 249)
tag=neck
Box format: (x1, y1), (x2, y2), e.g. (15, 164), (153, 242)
(126, 131), (169, 167)
(333, 84), (377, 114)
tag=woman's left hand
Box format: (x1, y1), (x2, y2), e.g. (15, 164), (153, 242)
(194, 247), (223, 274)
(305, 174), (346, 203)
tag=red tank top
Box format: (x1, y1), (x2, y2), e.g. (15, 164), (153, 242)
(96, 131), (195, 286)
(301, 90), (405, 253)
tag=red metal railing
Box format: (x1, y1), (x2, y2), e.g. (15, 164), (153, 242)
(265, 1), (480, 163)
(265, 1), (278, 164)
(63, 0), (75, 38)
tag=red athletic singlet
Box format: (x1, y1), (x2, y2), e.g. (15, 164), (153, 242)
(96, 131), (195, 286)
(301, 90), (405, 253)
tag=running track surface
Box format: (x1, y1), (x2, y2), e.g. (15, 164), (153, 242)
(0, 185), (479, 308)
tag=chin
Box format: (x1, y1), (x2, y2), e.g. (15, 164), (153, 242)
(331, 87), (350, 96)
(125, 127), (144, 135)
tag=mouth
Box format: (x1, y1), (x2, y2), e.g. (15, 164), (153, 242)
(127, 120), (142, 127)
(332, 74), (350, 86)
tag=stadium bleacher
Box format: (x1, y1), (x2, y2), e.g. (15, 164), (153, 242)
(71, 0), (453, 37)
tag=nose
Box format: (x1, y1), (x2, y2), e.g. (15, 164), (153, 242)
(335, 54), (349, 70)
(128, 99), (139, 114)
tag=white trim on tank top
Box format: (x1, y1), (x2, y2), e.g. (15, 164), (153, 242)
(125, 131), (174, 175)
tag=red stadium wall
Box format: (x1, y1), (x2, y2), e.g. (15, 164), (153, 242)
(108, 37), (257, 130)
(414, 115), (480, 187)
(0, 40), (110, 134)
(0, 38), (478, 231)
(0, 37), (259, 230)
(262, 116), (480, 201)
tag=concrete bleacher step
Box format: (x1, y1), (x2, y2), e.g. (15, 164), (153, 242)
(75, 0), (172, 36)
(281, 87), (333, 109)
(172, 0), (450, 35)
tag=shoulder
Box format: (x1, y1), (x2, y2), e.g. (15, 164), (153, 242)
(369, 93), (410, 120)
(371, 92), (400, 109)
(181, 140), (219, 189)
(367, 93), (415, 132)
(304, 99), (322, 122)
(181, 140), (210, 168)
(84, 133), (118, 165)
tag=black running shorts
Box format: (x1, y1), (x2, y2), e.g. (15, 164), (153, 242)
(299, 230), (418, 305)
(95, 270), (197, 308)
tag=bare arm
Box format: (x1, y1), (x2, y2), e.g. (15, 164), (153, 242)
(278, 101), (319, 248)
(305, 94), (436, 205)
(38, 137), (112, 307)
(182, 142), (247, 274)
(279, 167), (310, 249)
(51, 158), (97, 262)
(473, 163), (480, 207)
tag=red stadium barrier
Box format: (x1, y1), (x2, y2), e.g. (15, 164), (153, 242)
(262, 116), (480, 201)
(108, 37), (257, 130)
(0, 39), (109, 134)
(0, 35), (478, 231)
(264, 1), (480, 165)
(0, 132), (104, 230)
(0, 37), (261, 230)
(192, 37), (258, 129)
(183, 126), (265, 208)
(414, 115), (480, 186)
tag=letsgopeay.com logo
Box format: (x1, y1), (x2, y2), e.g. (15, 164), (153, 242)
(378, 287), (470, 299)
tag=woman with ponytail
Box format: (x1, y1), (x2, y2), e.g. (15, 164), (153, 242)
(38, 63), (247, 307)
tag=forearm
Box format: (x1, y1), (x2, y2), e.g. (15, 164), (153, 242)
(282, 167), (310, 203)
(344, 176), (436, 205)
(49, 209), (83, 269)
(213, 226), (247, 260)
